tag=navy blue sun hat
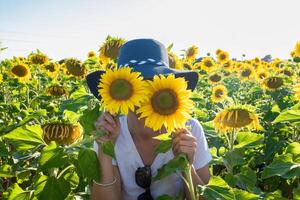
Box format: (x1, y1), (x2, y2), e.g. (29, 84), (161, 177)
(86, 39), (198, 99)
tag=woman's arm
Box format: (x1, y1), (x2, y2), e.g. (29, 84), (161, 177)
(90, 146), (121, 200)
(90, 112), (122, 200)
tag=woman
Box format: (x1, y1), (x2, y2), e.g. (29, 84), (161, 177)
(86, 39), (212, 200)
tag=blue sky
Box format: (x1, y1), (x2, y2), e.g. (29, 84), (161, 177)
(0, 0), (300, 60)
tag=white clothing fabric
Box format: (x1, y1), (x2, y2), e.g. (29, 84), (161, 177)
(93, 115), (212, 200)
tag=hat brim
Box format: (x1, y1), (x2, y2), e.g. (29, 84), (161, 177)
(86, 66), (198, 100)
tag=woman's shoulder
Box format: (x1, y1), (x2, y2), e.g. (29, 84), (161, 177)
(186, 118), (205, 137)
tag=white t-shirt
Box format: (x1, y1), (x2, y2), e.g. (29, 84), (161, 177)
(93, 115), (212, 200)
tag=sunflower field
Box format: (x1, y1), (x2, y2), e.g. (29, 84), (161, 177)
(1, 36), (300, 200)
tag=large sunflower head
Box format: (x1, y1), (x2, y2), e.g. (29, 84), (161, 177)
(208, 72), (223, 85)
(99, 36), (125, 64)
(263, 76), (285, 91)
(214, 105), (261, 133)
(185, 45), (198, 61)
(294, 83), (300, 101)
(217, 51), (229, 64)
(42, 123), (82, 145)
(200, 57), (216, 72)
(211, 85), (228, 103)
(10, 63), (31, 82)
(29, 51), (49, 65)
(168, 52), (182, 70)
(98, 67), (148, 115)
(136, 74), (194, 132)
(64, 58), (87, 78)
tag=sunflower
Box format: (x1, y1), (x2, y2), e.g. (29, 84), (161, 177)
(216, 49), (222, 55)
(64, 58), (86, 78)
(270, 59), (283, 70)
(292, 41), (300, 57)
(182, 61), (193, 70)
(136, 74), (194, 132)
(99, 36), (125, 64)
(217, 51), (229, 64)
(263, 76), (284, 91)
(42, 123), (82, 145)
(211, 85), (228, 103)
(44, 62), (59, 77)
(200, 57), (216, 72)
(29, 52), (49, 65)
(222, 60), (233, 72)
(240, 65), (255, 81)
(168, 52), (182, 70)
(255, 69), (268, 81)
(185, 45), (198, 61)
(279, 67), (294, 77)
(46, 85), (68, 97)
(208, 72), (223, 85)
(98, 67), (148, 115)
(10, 63), (31, 82)
(88, 51), (96, 58)
(0, 74), (3, 84)
(294, 83), (300, 101)
(214, 105), (261, 133)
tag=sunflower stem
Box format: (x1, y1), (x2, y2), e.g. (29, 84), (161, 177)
(183, 164), (197, 200)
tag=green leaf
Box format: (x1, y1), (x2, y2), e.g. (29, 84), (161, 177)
(79, 104), (102, 135)
(153, 132), (171, 141)
(78, 148), (101, 182)
(64, 171), (79, 189)
(101, 141), (116, 160)
(7, 183), (32, 200)
(60, 96), (93, 112)
(0, 164), (14, 178)
(155, 194), (173, 200)
(30, 174), (48, 197)
(293, 57), (300, 63)
(38, 142), (68, 171)
(197, 176), (235, 200)
(234, 167), (256, 192)
(69, 86), (89, 99)
(154, 154), (189, 181)
(39, 176), (70, 200)
(285, 142), (300, 157)
(273, 109), (300, 123)
(235, 132), (263, 149)
(63, 110), (81, 124)
(232, 188), (259, 200)
(261, 153), (300, 179)
(294, 186), (300, 200)
(223, 148), (245, 173)
(3, 125), (44, 150)
(155, 140), (172, 154)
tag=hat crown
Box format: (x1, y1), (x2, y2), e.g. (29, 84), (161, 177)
(118, 39), (169, 68)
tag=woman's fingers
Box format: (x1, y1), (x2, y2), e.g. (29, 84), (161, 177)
(103, 112), (117, 127)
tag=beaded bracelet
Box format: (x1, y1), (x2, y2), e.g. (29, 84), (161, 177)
(93, 177), (117, 187)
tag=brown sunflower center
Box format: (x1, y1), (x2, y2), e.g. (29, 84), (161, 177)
(109, 79), (133, 100)
(151, 89), (179, 115)
(223, 109), (253, 128)
(46, 64), (56, 72)
(204, 61), (213, 67)
(265, 77), (283, 89)
(283, 70), (293, 76)
(214, 89), (223, 98)
(219, 54), (226, 60)
(209, 74), (222, 82)
(241, 68), (252, 77)
(11, 65), (28, 77)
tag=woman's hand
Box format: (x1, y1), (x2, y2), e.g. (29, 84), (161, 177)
(93, 112), (121, 144)
(172, 128), (197, 164)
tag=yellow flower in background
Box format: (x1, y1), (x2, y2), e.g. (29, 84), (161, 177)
(216, 49), (222, 55)
(240, 64), (255, 81)
(214, 105), (261, 133)
(168, 52), (183, 70)
(185, 45), (198, 61)
(46, 85), (68, 97)
(99, 67), (148, 115)
(294, 83), (300, 101)
(137, 74), (194, 132)
(211, 85), (228, 103)
(263, 76), (284, 91)
(29, 51), (49, 65)
(255, 69), (268, 81)
(182, 61), (193, 70)
(88, 51), (97, 58)
(217, 51), (229, 64)
(0, 74), (3, 84)
(293, 41), (300, 57)
(208, 72), (223, 85)
(99, 36), (125, 64)
(44, 62), (59, 77)
(64, 58), (87, 78)
(200, 57), (216, 72)
(10, 63), (31, 82)
(222, 60), (234, 72)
